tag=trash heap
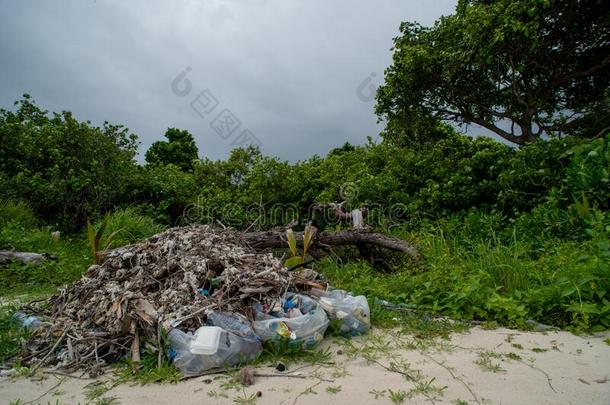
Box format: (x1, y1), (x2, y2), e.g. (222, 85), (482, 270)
(14, 225), (370, 376)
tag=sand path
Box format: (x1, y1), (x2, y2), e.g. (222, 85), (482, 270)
(2, 327), (609, 405)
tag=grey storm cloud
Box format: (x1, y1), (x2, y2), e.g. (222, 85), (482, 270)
(0, 0), (457, 161)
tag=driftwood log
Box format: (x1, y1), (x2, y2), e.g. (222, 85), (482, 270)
(0, 250), (52, 266)
(243, 229), (421, 261)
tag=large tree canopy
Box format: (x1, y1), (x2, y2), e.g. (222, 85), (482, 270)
(145, 128), (199, 171)
(376, 0), (610, 146)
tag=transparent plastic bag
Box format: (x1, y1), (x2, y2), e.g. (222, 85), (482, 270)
(206, 311), (259, 340)
(206, 311), (262, 366)
(168, 315), (262, 376)
(313, 289), (370, 336)
(252, 293), (329, 349)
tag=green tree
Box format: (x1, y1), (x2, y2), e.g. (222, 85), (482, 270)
(145, 128), (198, 171)
(0, 95), (139, 229)
(376, 0), (610, 146)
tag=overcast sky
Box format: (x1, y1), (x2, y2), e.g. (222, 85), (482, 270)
(0, 0), (458, 161)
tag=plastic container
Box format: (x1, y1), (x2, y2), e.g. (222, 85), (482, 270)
(313, 289), (370, 337)
(190, 326), (222, 355)
(252, 293), (329, 350)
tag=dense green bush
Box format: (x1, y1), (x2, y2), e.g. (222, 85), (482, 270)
(128, 164), (197, 225)
(185, 133), (609, 238)
(0, 96), (139, 230)
(0, 199), (38, 230)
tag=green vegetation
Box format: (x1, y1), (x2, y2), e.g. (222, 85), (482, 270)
(0, 206), (163, 297)
(1, 117), (608, 332)
(0, 306), (29, 363)
(0, 0), (608, 367)
(145, 128), (199, 172)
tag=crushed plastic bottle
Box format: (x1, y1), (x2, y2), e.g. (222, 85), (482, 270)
(13, 311), (41, 330)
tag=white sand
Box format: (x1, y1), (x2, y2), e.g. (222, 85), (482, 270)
(2, 327), (609, 405)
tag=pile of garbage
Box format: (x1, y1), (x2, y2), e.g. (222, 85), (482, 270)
(12, 225), (370, 376)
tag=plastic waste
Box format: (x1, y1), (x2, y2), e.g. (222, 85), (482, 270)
(190, 326), (223, 355)
(313, 289), (370, 337)
(252, 293), (329, 349)
(13, 311), (41, 330)
(168, 312), (262, 377)
(525, 319), (558, 332)
(206, 311), (259, 340)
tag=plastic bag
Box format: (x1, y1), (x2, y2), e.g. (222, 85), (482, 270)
(168, 312), (261, 376)
(314, 289), (370, 336)
(13, 311), (42, 330)
(252, 293), (328, 349)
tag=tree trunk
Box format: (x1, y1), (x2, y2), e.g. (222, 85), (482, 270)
(242, 229), (421, 260)
(0, 251), (49, 266)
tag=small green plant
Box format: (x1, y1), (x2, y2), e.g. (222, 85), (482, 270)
(233, 390), (258, 405)
(83, 381), (119, 405)
(86, 216), (118, 264)
(325, 385), (342, 394)
(329, 365), (350, 379)
(369, 389), (386, 399)
(207, 390), (229, 399)
(504, 352), (522, 361)
(474, 351), (505, 373)
(284, 223), (315, 268)
(409, 377), (447, 401)
(388, 389), (407, 404)
(258, 341), (331, 367)
(531, 347), (548, 353)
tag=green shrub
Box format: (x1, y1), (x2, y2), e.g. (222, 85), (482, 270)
(0, 96), (139, 230)
(96, 208), (166, 248)
(0, 199), (38, 230)
(129, 164), (197, 225)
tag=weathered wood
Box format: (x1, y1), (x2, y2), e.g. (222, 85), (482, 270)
(0, 250), (49, 266)
(242, 229), (421, 260)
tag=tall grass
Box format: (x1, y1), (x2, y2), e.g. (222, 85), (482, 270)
(0, 206), (166, 298)
(319, 223), (610, 332)
(0, 199), (38, 230)
(95, 208), (166, 249)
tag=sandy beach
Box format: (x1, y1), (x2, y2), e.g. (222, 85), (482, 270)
(2, 326), (609, 405)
